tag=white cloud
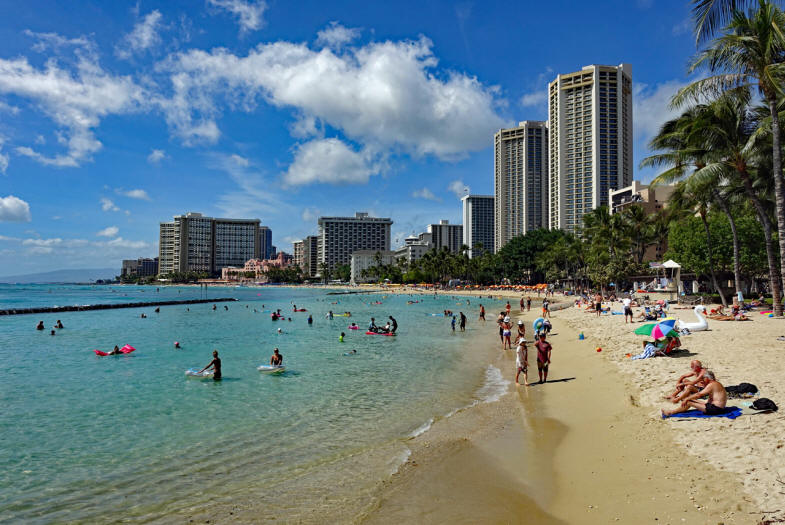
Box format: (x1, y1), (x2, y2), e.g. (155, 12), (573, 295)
(117, 10), (164, 59)
(283, 138), (376, 186)
(208, 0), (267, 34)
(118, 188), (151, 200)
(633, 79), (691, 152)
(0, 54), (145, 167)
(301, 207), (319, 222)
(157, 36), (507, 159)
(447, 180), (469, 198)
(22, 237), (64, 247)
(230, 153), (249, 167)
(672, 18), (692, 36)
(0, 139), (7, 174)
(96, 226), (119, 237)
(0, 195), (32, 222)
(0, 235), (20, 241)
(147, 148), (166, 163)
(316, 22), (361, 49)
(23, 30), (94, 55)
(0, 100), (20, 115)
(520, 90), (547, 108)
(412, 187), (440, 201)
(104, 237), (148, 249)
(100, 198), (120, 212)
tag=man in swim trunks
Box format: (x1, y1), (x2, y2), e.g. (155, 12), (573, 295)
(270, 348), (283, 366)
(622, 296), (633, 323)
(459, 312), (466, 331)
(515, 339), (529, 386)
(479, 304), (485, 321)
(662, 371), (727, 417)
(594, 293), (603, 317)
(389, 316), (398, 333)
(200, 350), (222, 380)
(534, 333), (552, 384)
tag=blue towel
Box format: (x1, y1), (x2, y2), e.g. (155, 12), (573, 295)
(667, 406), (742, 419)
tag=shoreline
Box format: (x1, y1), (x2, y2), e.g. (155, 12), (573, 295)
(361, 299), (758, 524)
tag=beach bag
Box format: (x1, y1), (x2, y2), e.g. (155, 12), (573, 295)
(751, 398), (778, 412)
(726, 383), (758, 397)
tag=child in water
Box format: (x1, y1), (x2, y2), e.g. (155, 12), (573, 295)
(339, 332), (345, 342)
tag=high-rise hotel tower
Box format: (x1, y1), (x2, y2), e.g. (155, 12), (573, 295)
(493, 121), (548, 252)
(548, 64), (633, 232)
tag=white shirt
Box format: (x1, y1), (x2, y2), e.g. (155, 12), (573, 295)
(516, 345), (527, 368)
(622, 298), (631, 308)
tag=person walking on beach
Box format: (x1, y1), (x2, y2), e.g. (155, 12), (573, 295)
(517, 319), (526, 340)
(594, 293), (602, 317)
(199, 350), (222, 381)
(515, 339), (529, 386)
(459, 312), (466, 332)
(534, 333), (552, 384)
(520, 297), (525, 312)
(526, 297), (531, 312)
(497, 312), (505, 345)
(479, 304), (486, 321)
(623, 296), (633, 324)
(502, 317), (512, 350)
(542, 299), (551, 319)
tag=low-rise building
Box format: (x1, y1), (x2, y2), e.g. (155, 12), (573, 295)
(609, 181), (675, 261)
(395, 234), (432, 266)
(121, 257), (159, 278)
(350, 250), (396, 284)
(221, 253), (294, 282)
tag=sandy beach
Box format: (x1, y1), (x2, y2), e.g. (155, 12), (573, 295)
(361, 298), (763, 524)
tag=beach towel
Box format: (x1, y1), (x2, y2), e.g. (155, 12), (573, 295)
(631, 343), (658, 360)
(667, 406), (742, 419)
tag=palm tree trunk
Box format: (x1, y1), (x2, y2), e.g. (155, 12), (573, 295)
(769, 98), (785, 316)
(713, 191), (742, 298)
(700, 210), (727, 306)
(738, 170), (783, 315)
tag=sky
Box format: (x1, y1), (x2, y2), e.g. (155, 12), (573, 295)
(0, 0), (703, 275)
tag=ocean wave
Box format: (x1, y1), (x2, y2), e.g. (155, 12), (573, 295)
(408, 417), (434, 438)
(475, 365), (510, 403)
(389, 447), (412, 475)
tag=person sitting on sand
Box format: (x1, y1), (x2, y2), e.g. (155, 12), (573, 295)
(662, 370), (727, 417)
(667, 360), (708, 403)
(199, 350), (222, 380)
(270, 348), (283, 366)
(36, 321), (45, 330)
(515, 338), (529, 386)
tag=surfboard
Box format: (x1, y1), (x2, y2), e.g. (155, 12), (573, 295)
(185, 368), (213, 378)
(365, 331), (396, 336)
(258, 364), (286, 373)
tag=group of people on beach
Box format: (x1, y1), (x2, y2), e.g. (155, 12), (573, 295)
(662, 360), (728, 417)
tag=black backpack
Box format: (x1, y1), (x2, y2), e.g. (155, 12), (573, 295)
(726, 383), (759, 397)
(751, 398), (778, 412)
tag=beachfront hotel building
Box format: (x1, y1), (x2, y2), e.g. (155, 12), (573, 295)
(121, 257), (159, 278)
(427, 220), (463, 254)
(302, 235), (319, 278)
(158, 212), (261, 275)
(350, 250), (397, 284)
(494, 121), (548, 252)
(259, 226), (273, 260)
(316, 212), (393, 272)
(548, 63), (633, 233)
(395, 233), (432, 266)
(292, 240), (304, 269)
(461, 195), (494, 258)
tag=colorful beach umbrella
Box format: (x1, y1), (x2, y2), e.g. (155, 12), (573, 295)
(633, 320), (678, 340)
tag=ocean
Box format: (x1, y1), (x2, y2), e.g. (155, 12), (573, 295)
(0, 285), (509, 523)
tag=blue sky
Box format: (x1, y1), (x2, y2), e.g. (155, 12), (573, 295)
(0, 0), (700, 275)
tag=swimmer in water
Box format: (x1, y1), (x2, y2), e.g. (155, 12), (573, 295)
(174, 341), (181, 348)
(199, 350), (222, 380)
(154, 307), (160, 313)
(108, 345), (122, 356)
(270, 348), (283, 366)
(50, 329), (56, 336)
(212, 304), (217, 311)
(308, 315), (313, 324)
(346, 349), (357, 355)
(140, 313), (147, 318)
(36, 321), (44, 330)
(55, 320), (64, 329)
(277, 328), (283, 334)
(339, 332), (345, 342)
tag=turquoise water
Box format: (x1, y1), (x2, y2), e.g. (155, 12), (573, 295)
(0, 285), (507, 523)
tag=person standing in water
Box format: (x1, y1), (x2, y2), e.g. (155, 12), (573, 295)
(307, 314), (313, 325)
(479, 304), (485, 321)
(459, 312), (466, 332)
(270, 348), (283, 365)
(199, 350), (222, 380)
(36, 321), (45, 330)
(526, 297), (531, 312)
(389, 315), (398, 334)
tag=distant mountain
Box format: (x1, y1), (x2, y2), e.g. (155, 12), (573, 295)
(0, 268), (118, 284)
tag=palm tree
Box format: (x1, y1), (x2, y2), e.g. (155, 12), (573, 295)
(621, 204), (655, 264)
(692, 0), (758, 44)
(674, 1), (785, 309)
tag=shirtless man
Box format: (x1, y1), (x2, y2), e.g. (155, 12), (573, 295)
(666, 360), (708, 402)
(479, 304), (485, 321)
(594, 293), (603, 318)
(535, 332), (552, 384)
(662, 371), (727, 417)
(199, 350), (222, 380)
(270, 348), (283, 366)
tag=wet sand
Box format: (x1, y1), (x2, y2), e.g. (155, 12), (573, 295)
(362, 304), (755, 524)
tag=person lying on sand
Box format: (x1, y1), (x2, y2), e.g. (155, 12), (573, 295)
(662, 370), (727, 417)
(666, 360), (707, 403)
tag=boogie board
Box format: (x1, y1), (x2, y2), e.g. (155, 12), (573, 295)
(94, 344), (135, 356)
(258, 364), (286, 373)
(185, 368), (213, 378)
(365, 331), (396, 336)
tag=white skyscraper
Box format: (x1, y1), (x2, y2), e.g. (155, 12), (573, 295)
(548, 63), (633, 232)
(461, 195), (494, 258)
(494, 121), (548, 252)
